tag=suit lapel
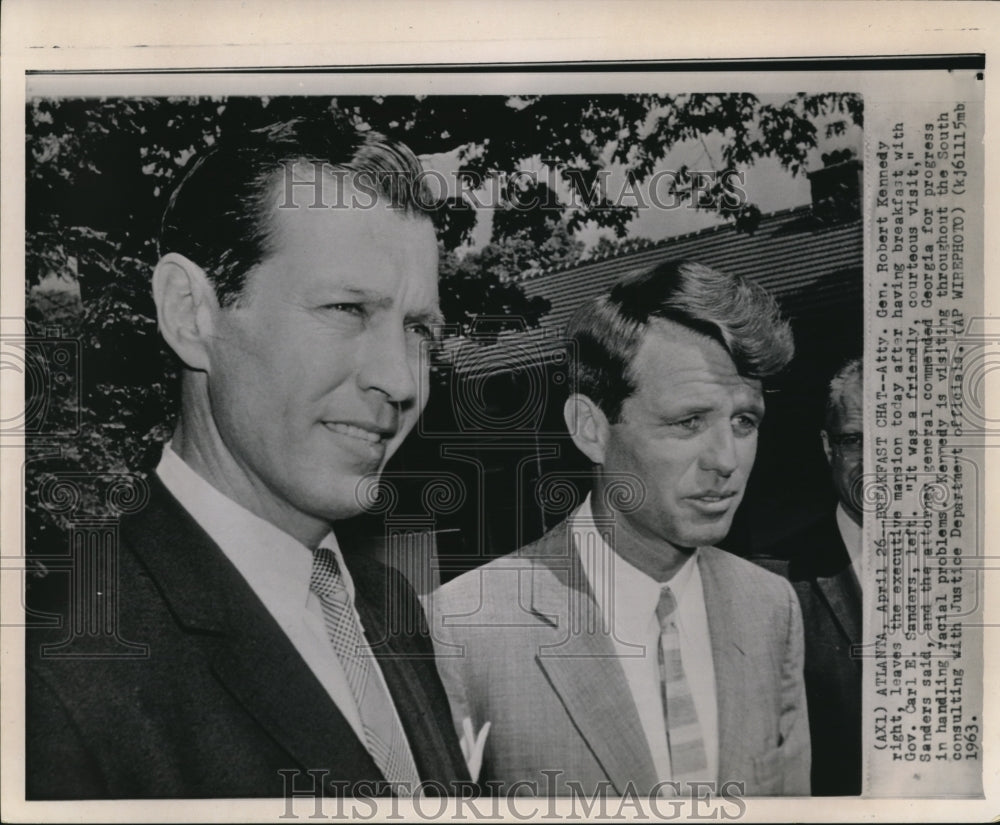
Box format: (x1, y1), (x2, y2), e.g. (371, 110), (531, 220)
(527, 521), (659, 796)
(697, 548), (750, 784)
(207, 595), (383, 787)
(125, 477), (381, 789)
(811, 525), (863, 648)
(815, 566), (862, 647)
(347, 553), (469, 785)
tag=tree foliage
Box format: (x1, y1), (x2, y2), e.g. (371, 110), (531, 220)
(27, 92), (862, 289)
(439, 216), (583, 338)
(338, 92), (862, 237)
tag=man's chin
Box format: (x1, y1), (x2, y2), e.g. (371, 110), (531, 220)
(286, 476), (379, 525)
(675, 522), (734, 550)
(306, 471), (398, 522)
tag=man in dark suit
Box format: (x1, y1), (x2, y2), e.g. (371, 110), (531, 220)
(26, 119), (469, 799)
(753, 357), (863, 795)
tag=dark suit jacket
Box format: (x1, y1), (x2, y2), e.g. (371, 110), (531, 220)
(26, 475), (469, 799)
(752, 512), (862, 796)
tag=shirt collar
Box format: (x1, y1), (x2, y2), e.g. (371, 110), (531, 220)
(574, 494), (700, 631)
(155, 443), (352, 610)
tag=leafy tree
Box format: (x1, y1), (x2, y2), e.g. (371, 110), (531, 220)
(334, 92), (862, 237)
(27, 93), (862, 291)
(437, 215), (582, 337)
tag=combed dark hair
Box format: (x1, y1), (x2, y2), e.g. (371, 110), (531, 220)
(159, 119), (433, 306)
(567, 259), (794, 422)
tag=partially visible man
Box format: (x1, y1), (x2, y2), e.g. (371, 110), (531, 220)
(432, 260), (810, 797)
(26, 119), (469, 798)
(753, 357), (863, 795)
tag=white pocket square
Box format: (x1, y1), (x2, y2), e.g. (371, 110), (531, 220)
(458, 717), (491, 782)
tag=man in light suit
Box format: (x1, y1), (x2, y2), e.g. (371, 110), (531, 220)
(432, 260), (811, 797)
(27, 119), (469, 798)
(753, 357), (863, 795)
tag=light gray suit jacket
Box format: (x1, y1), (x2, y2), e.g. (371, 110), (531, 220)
(430, 518), (811, 797)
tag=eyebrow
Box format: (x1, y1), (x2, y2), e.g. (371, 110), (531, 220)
(410, 308), (447, 328)
(335, 286), (390, 307)
(337, 286), (445, 328)
(737, 400), (766, 419)
(661, 399), (766, 418)
(665, 404), (716, 417)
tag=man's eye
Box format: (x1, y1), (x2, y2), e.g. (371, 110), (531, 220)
(323, 303), (365, 317)
(834, 433), (863, 448)
(406, 322), (434, 342)
(670, 416), (703, 433)
(732, 415), (760, 436)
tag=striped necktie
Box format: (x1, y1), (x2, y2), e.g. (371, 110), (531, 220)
(310, 546), (421, 794)
(656, 586), (708, 782)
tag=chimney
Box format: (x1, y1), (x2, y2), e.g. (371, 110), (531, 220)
(807, 153), (862, 221)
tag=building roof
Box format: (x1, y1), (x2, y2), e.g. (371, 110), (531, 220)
(449, 203), (862, 373)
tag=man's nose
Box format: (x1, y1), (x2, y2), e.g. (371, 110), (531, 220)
(700, 423), (739, 476)
(357, 324), (419, 405)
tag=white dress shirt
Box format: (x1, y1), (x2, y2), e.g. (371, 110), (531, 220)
(573, 495), (719, 783)
(836, 503), (863, 588)
(156, 444), (409, 747)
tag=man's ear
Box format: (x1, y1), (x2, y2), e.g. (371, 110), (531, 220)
(152, 253), (218, 372)
(820, 429), (833, 465)
(563, 393), (610, 465)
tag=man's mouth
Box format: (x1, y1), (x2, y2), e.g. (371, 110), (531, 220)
(685, 491), (738, 514)
(689, 491), (736, 502)
(323, 421), (393, 445)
